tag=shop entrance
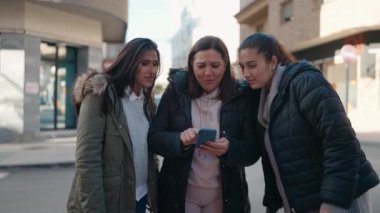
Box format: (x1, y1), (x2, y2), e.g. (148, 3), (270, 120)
(39, 42), (77, 130)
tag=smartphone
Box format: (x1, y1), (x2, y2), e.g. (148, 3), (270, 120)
(196, 128), (217, 148)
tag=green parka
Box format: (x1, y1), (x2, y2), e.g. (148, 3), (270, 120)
(67, 71), (158, 213)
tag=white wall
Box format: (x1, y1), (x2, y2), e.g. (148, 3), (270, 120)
(0, 0), (24, 32)
(25, 2), (103, 47)
(0, 49), (25, 141)
(320, 0), (380, 37)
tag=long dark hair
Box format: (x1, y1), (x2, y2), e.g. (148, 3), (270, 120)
(104, 38), (160, 119)
(187, 36), (234, 102)
(239, 32), (296, 65)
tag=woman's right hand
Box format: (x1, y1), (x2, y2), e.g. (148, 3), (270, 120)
(180, 128), (198, 146)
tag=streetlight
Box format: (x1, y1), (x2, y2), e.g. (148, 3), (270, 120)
(340, 44), (357, 112)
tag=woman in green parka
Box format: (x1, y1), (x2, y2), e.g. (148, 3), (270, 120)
(67, 38), (160, 213)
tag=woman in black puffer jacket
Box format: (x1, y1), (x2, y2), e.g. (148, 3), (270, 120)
(148, 36), (260, 213)
(238, 32), (379, 213)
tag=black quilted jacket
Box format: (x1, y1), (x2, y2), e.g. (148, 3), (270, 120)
(148, 70), (260, 213)
(258, 61), (379, 212)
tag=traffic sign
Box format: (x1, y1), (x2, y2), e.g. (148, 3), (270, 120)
(341, 44), (357, 63)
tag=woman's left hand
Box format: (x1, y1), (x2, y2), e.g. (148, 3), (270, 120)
(199, 137), (230, 156)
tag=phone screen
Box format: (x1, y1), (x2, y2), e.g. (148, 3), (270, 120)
(196, 128), (217, 148)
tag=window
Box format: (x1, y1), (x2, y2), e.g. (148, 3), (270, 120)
(281, 0), (293, 22)
(40, 42), (77, 130)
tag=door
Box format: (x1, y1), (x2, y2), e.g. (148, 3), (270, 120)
(39, 43), (77, 129)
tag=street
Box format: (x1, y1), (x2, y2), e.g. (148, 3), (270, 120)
(0, 165), (73, 213)
(0, 146), (379, 213)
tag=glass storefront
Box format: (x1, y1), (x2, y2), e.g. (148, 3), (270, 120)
(39, 42), (77, 130)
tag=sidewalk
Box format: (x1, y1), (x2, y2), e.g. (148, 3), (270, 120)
(0, 136), (76, 169)
(0, 131), (379, 169)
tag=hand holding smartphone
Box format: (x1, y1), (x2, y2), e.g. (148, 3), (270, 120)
(196, 128), (217, 148)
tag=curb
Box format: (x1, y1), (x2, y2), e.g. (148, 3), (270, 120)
(0, 162), (75, 170)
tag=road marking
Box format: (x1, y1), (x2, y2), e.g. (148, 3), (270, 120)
(0, 172), (9, 179)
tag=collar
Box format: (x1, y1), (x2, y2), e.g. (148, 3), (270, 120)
(202, 88), (219, 100)
(125, 86), (145, 101)
(270, 64), (286, 93)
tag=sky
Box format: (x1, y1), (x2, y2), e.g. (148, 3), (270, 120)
(126, 0), (175, 85)
(126, 0), (174, 42)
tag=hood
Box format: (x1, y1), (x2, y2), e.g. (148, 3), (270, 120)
(167, 69), (188, 95)
(72, 70), (108, 104)
(279, 60), (321, 92)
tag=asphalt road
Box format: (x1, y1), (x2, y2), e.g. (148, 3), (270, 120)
(0, 165), (74, 213)
(0, 146), (379, 213)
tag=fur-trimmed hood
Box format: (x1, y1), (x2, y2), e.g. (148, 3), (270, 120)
(72, 70), (108, 104)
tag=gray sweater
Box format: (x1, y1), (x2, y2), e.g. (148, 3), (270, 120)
(121, 88), (149, 201)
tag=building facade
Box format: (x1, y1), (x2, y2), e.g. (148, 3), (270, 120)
(0, 0), (128, 142)
(235, 0), (380, 132)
